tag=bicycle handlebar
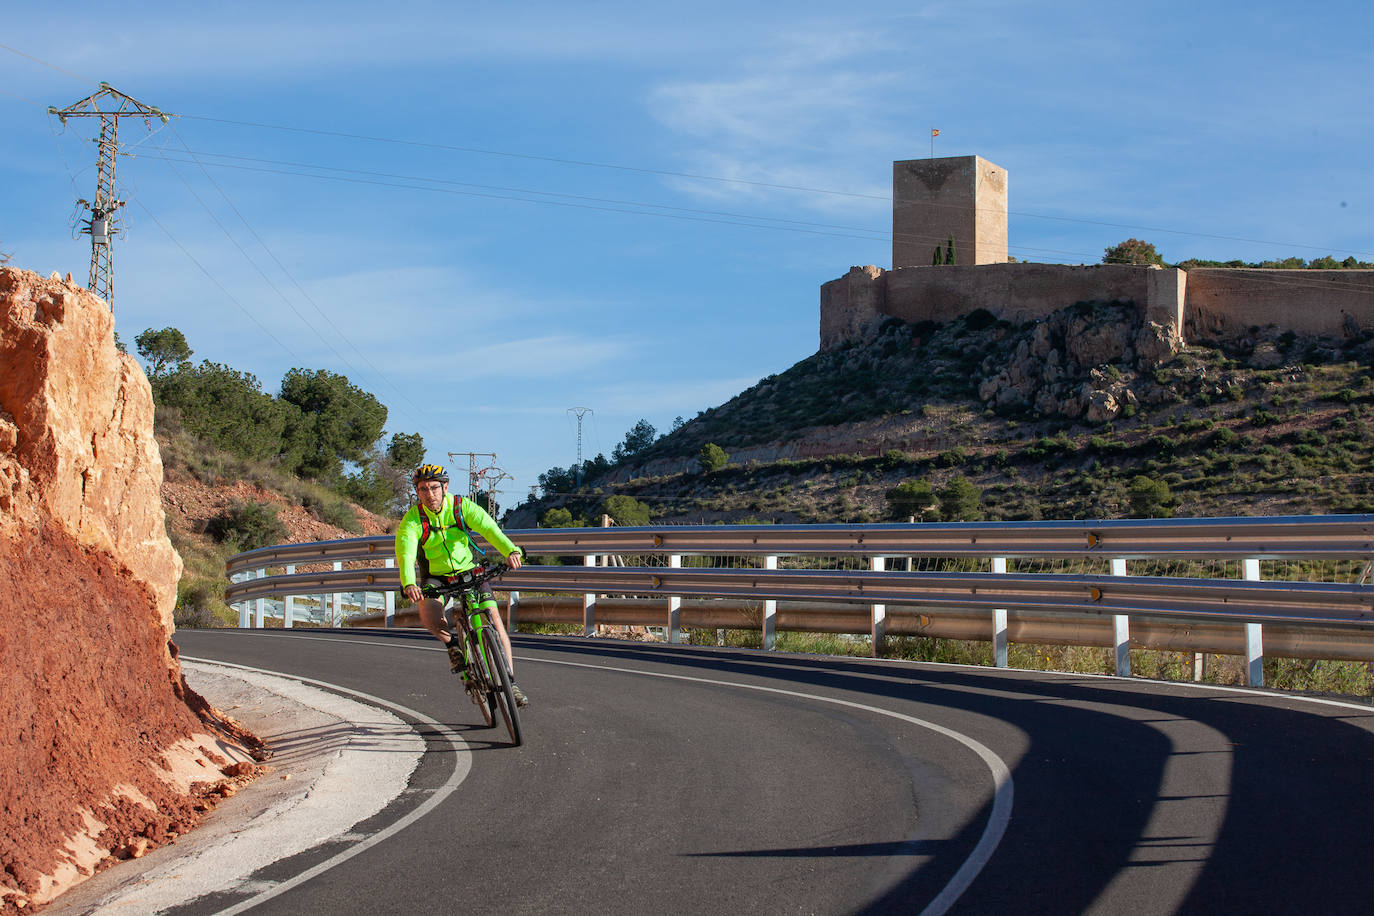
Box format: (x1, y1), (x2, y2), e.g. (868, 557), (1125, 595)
(419, 562), (512, 598)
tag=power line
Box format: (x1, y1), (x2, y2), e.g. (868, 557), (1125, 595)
(179, 113), (1372, 260)
(3, 42), (1367, 260)
(150, 147), (894, 239)
(132, 200), (305, 364)
(144, 148), (1374, 280)
(150, 125), (431, 431)
(0, 42), (93, 83)
(138, 149), (895, 245)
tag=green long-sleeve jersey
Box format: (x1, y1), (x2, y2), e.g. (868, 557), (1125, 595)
(394, 493), (520, 588)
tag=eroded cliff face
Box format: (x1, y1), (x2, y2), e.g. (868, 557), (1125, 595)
(0, 268), (181, 629)
(0, 268), (257, 912)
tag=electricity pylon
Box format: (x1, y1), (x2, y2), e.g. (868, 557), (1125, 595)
(49, 83), (170, 309)
(448, 451), (499, 499)
(568, 407), (592, 485)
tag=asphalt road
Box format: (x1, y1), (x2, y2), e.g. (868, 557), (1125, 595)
(156, 628), (1374, 915)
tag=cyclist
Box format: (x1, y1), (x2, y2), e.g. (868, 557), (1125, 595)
(395, 464), (528, 706)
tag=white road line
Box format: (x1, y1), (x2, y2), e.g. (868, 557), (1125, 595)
(178, 657), (473, 916)
(193, 632), (1011, 912)
(202, 630), (1370, 913)
(523, 654), (1014, 916)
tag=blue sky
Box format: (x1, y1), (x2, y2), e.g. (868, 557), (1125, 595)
(3, 1), (1371, 511)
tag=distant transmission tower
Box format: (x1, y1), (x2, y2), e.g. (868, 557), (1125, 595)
(568, 407), (592, 485)
(448, 451), (499, 500)
(49, 83), (170, 309)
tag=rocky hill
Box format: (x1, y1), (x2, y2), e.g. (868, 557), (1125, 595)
(510, 299), (1374, 527)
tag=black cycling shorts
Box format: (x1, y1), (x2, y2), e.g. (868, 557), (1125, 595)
(422, 576), (496, 608)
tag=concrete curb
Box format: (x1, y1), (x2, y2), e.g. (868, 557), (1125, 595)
(45, 660), (424, 914)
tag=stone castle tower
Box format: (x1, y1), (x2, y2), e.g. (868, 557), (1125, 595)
(892, 155), (1008, 269)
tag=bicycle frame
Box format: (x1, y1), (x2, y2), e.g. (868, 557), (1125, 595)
(422, 563), (522, 746)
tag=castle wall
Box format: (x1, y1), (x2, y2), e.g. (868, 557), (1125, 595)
(883, 262), (1152, 326)
(818, 263), (1374, 351)
(819, 265), (886, 350)
(1184, 269), (1374, 342)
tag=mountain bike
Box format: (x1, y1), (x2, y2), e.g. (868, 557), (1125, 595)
(422, 562), (523, 747)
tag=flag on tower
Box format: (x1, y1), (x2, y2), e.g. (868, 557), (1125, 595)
(931, 128), (940, 137)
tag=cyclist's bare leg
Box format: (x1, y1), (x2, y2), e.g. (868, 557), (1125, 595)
(417, 597), (451, 644)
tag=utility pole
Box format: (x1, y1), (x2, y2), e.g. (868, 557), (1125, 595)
(568, 407), (592, 485)
(447, 451), (499, 501)
(49, 83), (170, 310)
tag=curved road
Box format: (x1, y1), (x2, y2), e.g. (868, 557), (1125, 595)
(162, 629), (1374, 915)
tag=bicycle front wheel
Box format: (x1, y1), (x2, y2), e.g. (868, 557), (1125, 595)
(455, 628), (494, 728)
(482, 632), (523, 747)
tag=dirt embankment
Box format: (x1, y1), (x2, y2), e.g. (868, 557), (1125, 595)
(0, 267), (263, 912)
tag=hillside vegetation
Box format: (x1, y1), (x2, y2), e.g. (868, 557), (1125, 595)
(511, 301), (1374, 527)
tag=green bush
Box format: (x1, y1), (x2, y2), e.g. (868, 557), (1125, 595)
(698, 442), (729, 473)
(886, 480), (935, 521)
(938, 475), (982, 521)
(205, 501), (289, 551)
(602, 494), (651, 526)
(1128, 476), (1174, 518)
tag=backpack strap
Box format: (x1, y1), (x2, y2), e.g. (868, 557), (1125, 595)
(453, 495), (486, 557)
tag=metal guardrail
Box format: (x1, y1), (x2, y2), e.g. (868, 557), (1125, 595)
(223, 515), (1374, 686)
(227, 516), (1374, 572)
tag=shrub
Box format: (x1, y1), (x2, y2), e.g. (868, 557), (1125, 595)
(938, 476), (982, 521)
(539, 507), (583, 528)
(1128, 476), (1174, 518)
(936, 447), (968, 467)
(698, 442), (729, 473)
(886, 480), (935, 521)
(205, 501), (288, 551)
(601, 494), (651, 526)
(1211, 427), (1238, 447)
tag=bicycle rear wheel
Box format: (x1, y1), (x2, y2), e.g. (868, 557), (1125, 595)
(482, 633), (523, 747)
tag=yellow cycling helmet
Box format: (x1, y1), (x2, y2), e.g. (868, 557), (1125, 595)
(412, 463), (449, 484)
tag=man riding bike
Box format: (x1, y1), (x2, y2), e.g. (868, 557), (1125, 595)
(395, 464), (529, 706)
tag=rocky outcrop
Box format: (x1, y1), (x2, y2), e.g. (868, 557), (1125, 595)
(1, 267), (257, 912)
(977, 302), (1177, 421)
(0, 268), (181, 629)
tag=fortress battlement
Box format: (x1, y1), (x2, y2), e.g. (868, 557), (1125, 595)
(820, 156), (1374, 351)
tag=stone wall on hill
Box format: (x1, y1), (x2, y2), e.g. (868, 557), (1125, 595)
(820, 263), (1374, 352)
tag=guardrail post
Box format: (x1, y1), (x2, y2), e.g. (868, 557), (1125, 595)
(508, 591), (520, 633)
(283, 565), (296, 628)
(234, 571), (250, 627)
(667, 554), (682, 644)
(1244, 558), (1264, 686)
(384, 558), (395, 627)
(254, 568), (266, 628)
(992, 557), (1008, 667)
(584, 553), (597, 636)
(762, 555), (778, 650)
(331, 561), (343, 627)
(870, 556), (886, 656)
(1112, 558), (1131, 677)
